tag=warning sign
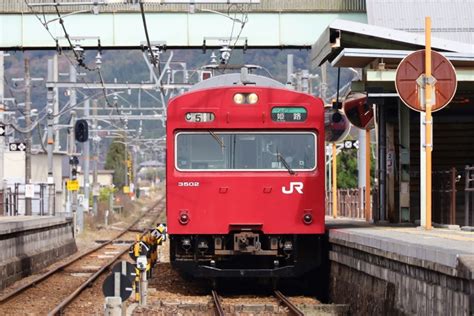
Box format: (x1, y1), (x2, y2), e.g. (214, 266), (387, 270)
(66, 179), (79, 191)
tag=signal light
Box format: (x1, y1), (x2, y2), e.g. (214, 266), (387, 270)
(74, 119), (89, 143)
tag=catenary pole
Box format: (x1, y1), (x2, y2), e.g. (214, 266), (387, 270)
(24, 58), (32, 215)
(47, 59), (55, 215)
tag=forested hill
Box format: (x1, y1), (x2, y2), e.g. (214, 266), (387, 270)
(3, 49), (355, 141)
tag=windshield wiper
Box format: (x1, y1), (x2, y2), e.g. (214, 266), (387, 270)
(277, 153), (295, 175)
(208, 130), (225, 149)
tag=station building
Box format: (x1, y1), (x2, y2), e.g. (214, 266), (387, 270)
(312, 0), (474, 226)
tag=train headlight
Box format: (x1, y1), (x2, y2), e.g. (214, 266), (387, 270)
(233, 93), (245, 104)
(247, 93), (259, 104)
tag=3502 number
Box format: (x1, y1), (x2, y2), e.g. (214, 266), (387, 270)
(178, 182), (200, 187)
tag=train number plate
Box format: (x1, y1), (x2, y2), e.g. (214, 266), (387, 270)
(185, 112), (215, 123)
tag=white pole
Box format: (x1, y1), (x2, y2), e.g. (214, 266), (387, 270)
(358, 129), (366, 216)
(53, 54), (60, 152)
(358, 129), (366, 188)
(420, 112), (426, 226)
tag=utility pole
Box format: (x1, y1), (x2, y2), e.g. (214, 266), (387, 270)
(47, 59), (55, 215)
(321, 62), (328, 104)
(83, 98), (90, 214)
(24, 58), (32, 216)
(68, 111), (78, 234)
(53, 54), (60, 152)
(124, 138), (129, 191)
(0, 52), (5, 194)
(287, 54), (293, 86)
(132, 146), (138, 197)
(92, 99), (98, 216)
(68, 64), (82, 232)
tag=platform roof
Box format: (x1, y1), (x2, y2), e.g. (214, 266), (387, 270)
(311, 19), (474, 68)
(330, 48), (474, 69)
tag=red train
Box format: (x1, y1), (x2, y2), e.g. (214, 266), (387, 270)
(166, 72), (325, 278)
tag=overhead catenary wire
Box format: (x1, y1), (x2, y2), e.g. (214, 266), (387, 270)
(138, 0), (168, 107)
(221, 3), (250, 73)
(139, 1), (158, 69)
(24, 0), (125, 128)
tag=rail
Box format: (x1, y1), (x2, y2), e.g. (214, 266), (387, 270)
(48, 197), (165, 315)
(273, 290), (304, 316)
(211, 290), (225, 316)
(0, 198), (164, 309)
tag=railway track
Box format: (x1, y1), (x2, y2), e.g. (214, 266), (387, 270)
(211, 290), (225, 316)
(273, 290), (305, 316)
(0, 197), (165, 315)
(210, 289), (305, 316)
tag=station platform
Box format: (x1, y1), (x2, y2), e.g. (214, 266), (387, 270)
(325, 217), (474, 315)
(326, 217), (474, 271)
(0, 215), (77, 290)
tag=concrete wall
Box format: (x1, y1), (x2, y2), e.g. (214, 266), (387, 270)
(0, 216), (77, 290)
(2, 152), (65, 214)
(77, 172), (114, 187)
(31, 153), (64, 213)
(329, 238), (473, 315)
(3, 151), (25, 183)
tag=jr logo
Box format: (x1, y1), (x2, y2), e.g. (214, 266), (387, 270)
(282, 182), (304, 194)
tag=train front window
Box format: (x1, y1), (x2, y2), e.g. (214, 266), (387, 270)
(176, 132), (316, 171)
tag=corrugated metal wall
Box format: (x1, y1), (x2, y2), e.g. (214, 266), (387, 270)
(366, 0), (474, 44)
(1, 0), (366, 13)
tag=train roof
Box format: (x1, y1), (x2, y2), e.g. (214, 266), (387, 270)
(189, 73), (286, 91)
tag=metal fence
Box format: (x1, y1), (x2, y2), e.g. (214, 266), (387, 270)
(326, 188), (368, 219)
(464, 166), (474, 227)
(1, 183), (55, 216)
(432, 168), (457, 225)
(326, 166), (473, 225)
(414, 166), (471, 226)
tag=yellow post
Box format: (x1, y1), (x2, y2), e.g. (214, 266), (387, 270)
(332, 143), (337, 218)
(365, 129), (371, 222)
(425, 17), (433, 230)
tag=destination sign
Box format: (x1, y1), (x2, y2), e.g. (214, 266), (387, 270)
(271, 107), (307, 122)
